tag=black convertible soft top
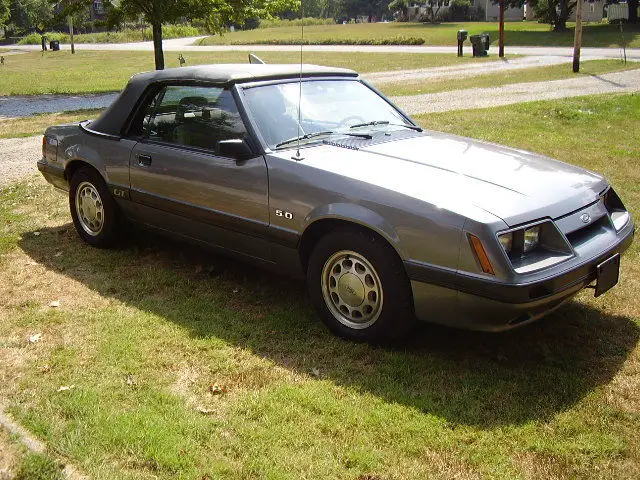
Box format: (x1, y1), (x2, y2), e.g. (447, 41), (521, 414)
(89, 64), (358, 136)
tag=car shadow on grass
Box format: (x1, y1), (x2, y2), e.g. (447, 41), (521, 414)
(19, 224), (639, 429)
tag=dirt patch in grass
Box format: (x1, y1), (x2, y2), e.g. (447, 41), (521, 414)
(0, 427), (23, 478)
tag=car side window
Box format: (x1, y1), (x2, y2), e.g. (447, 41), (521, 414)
(141, 85), (248, 154)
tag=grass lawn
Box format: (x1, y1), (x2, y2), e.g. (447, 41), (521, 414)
(198, 21), (640, 48)
(0, 93), (638, 479)
(0, 110), (103, 139)
(0, 50), (505, 96)
(378, 59), (640, 96)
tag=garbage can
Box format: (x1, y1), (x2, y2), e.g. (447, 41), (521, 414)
(470, 35), (488, 57)
(457, 30), (468, 57)
(50, 40), (60, 51)
(481, 33), (490, 51)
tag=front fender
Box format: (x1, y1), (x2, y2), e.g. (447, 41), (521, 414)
(303, 202), (407, 260)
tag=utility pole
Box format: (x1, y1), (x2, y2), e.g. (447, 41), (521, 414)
(498, 0), (505, 58)
(68, 15), (75, 54)
(572, 0), (584, 72)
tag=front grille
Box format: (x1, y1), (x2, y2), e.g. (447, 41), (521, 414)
(565, 215), (610, 248)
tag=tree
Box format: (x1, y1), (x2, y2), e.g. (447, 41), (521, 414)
(110, 0), (297, 70)
(7, 0), (55, 34)
(528, 0), (576, 31)
(1, 0), (10, 26)
(627, 0), (638, 23)
(388, 0), (408, 21)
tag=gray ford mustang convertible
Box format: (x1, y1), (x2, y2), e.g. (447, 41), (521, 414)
(38, 63), (635, 342)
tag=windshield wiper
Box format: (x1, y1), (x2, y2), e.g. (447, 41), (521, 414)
(275, 131), (372, 149)
(349, 120), (423, 132)
(275, 131), (335, 149)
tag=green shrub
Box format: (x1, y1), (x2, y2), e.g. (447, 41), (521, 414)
(18, 32), (68, 45)
(229, 36), (425, 45)
(17, 25), (202, 45)
(259, 17), (336, 28)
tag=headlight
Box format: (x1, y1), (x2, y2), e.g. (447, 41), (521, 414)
(497, 220), (574, 274)
(523, 226), (540, 252)
(498, 232), (513, 253)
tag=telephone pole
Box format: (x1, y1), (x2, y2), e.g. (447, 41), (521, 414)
(572, 0), (584, 72)
(498, 0), (505, 57)
(68, 15), (75, 54)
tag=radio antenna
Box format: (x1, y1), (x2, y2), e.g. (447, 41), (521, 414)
(292, 1), (305, 161)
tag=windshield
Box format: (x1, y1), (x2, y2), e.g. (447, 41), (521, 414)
(242, 79), (412, 150)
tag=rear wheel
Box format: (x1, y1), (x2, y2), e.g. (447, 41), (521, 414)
(307, 227), (415, 343)
(69, 167), (122, 247)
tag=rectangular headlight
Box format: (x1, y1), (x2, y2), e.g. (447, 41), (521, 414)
(523, 226), (541, 252)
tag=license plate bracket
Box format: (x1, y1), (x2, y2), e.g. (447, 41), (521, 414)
(595, 254), (620, 297)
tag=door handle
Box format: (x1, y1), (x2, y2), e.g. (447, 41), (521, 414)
(136, 154), (152, 167)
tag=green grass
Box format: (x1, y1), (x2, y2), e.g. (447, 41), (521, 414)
(0, 93), (639, 479)
(14, 452), (63, 480)
(379, 59), (640, 96)
(0, 50), (507, 96)
(0, 109), (103, 138)
(198, 21), (640, 48)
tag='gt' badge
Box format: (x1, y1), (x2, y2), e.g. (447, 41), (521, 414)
(580, 213), (591, 224)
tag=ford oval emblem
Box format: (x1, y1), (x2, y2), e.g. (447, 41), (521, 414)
(580, 213), (591, 224)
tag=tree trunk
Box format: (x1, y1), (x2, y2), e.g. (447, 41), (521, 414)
(629, 0), (638, 23)
(553, 0), (571, 31)
(152, 21), (164, 70)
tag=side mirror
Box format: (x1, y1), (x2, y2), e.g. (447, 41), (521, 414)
(216, 139), (254, 159)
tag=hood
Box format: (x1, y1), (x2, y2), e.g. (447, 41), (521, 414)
(278, 132), (608, 227)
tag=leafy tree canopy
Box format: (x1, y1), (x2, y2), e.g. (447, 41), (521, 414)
(1, 0), (10, 25)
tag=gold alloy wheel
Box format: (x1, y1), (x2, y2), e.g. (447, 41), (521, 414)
(75, 181), (105, 236)
(321, 250), (384, 329)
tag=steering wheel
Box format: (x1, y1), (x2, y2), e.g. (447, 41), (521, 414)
(337, 115), (366, 129)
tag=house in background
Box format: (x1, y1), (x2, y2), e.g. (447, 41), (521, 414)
(482, 1), (523, 21)
(89, 0), (108, 22)
(569, 1), (606, 22)
(407, 1), (524, 22)
(526, 0), (607, 23)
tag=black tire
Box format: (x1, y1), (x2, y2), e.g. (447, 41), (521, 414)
(69, 167), (122, 247)
(307, 227), (415, 343)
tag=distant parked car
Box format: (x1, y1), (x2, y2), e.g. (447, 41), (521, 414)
(38, 63), (635, 342)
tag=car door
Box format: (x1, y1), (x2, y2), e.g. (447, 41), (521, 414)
(128, 83), (270, 259)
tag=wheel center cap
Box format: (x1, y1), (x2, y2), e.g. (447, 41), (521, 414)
(84, 200), (96, 219)
(338, 273), (365, 307)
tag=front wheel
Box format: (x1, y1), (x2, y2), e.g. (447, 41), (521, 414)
(69, 167), (123, 247)
(307, 227), (415, 343)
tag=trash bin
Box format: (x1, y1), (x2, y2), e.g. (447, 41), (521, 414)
(50, 40), (60, 51)
(481, 33), (490, 51)
(457, 30), (468, 57)
(470, 35), (488, 57)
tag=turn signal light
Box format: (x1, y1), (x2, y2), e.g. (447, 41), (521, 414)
(468, 234), (495, 275)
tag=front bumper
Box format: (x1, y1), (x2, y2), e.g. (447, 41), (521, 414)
(406, 219), (635, 331)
